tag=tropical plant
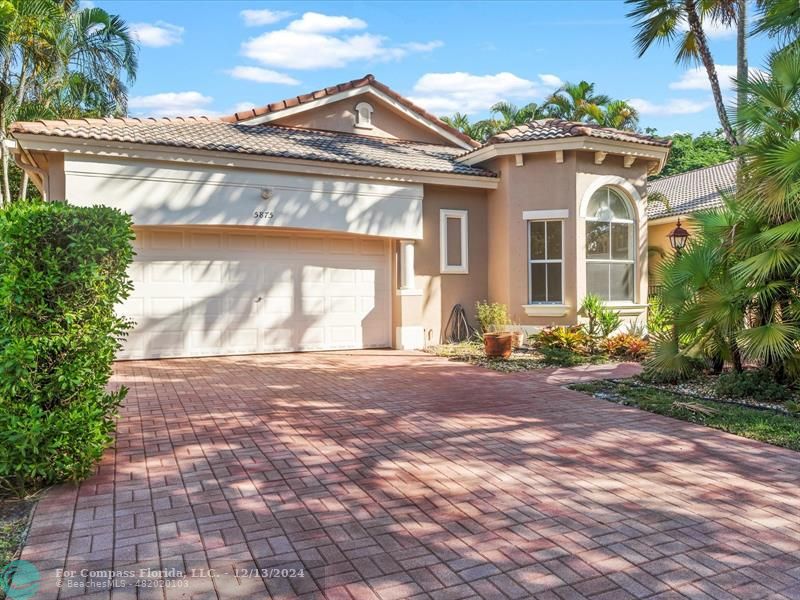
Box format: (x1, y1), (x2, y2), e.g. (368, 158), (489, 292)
(753, 0), (800, 46)
(625, 0), (740, 146)
(0, 0), (138, 203)
(544, 81), (611, 122)
(475, 301), (510, 333)
(600, 333), (651, 360)
(581, 293), (622, 340)
(647, 201), (752, 377)
(726, 45), (800, 377)
(533, 326), (590, 353)
(585, 99), (640, 130)
(488, 101), (549, 131)
(440, 112), (495, 143)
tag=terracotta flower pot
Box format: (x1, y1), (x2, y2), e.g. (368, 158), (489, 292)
(483, 332), (514, 359)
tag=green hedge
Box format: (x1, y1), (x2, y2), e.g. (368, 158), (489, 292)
(0, 201), (134, 495)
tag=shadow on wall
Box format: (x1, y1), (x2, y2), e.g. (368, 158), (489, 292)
(87, 166), (414, 358)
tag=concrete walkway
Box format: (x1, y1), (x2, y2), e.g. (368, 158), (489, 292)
(19, 351), (800, 599)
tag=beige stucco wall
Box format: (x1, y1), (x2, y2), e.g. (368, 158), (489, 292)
(648, 217), (697, 281)
(485, 150), (650, 330)
(272, 96), (451, 145)
(396, 184), (489, 345)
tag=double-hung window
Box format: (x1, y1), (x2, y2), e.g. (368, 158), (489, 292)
(528, 220), (563, 303)
(585, 187), (635, 302)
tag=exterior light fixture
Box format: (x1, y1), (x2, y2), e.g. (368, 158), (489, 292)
(667, 218), (690, 254)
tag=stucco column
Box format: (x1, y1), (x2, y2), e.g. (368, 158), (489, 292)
(399, 240), (416, 290)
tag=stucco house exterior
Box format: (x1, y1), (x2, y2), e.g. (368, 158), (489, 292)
(10, 74), (671, 360)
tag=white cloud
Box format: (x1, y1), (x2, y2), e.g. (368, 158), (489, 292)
(130, 21), (184, 48)
(407, 72), (563, 115)
(628, 97), (712, 116)
(227, 66), (299, 85)
(241, 12), (441, 70)
(669, 64), (765, 91)
(240, 9), (293, 27)
(231, 101), (257, 114)
(129, 91), (214, 117)
(400, 41), (444, 52)
(538, 73), (564, 88)
(286, 12), (366, 33)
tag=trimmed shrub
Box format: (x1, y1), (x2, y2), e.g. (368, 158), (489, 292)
(533, 326), (590, 353)
(600, 333), (650, 361)
(713, 369), (793, 404)
(0, 201), (134, 495)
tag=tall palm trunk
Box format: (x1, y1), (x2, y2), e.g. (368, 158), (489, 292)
(685, 0), (738, 146)
(736, 0), (747, 144)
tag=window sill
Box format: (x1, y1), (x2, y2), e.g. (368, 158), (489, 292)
(523, 304), (570, 317)
(602, 302), (648, 316)
(440, 268), (469, 275)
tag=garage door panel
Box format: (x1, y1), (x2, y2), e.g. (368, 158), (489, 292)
(117, 230), (390, 359)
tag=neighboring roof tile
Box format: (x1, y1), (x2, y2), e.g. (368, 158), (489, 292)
(222, 74), (481, 148)
(474, 119), (671, 150)
(647, 160), (736, 219)
(10, 117), (496, 178)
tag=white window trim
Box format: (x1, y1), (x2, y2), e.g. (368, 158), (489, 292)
(527, 219), (565, 304)
(354, 101), (374, 129)
(440, 209), (469, 274)
(585, 187), (637, 303)
(522, 209), (569, 220)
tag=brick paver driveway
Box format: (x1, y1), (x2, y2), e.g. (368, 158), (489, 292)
(21, 351), (800, 600)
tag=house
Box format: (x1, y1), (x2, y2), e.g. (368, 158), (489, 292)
(10, 74), (671, 359)
(646, 160), (736, 277)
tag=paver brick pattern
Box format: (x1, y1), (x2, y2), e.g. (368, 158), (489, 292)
(19, 351), (800, 599)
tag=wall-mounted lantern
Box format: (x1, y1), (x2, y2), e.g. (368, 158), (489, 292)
(667, 218), (690, 254)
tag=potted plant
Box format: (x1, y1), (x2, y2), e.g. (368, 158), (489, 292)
(476, 301), (513, 359)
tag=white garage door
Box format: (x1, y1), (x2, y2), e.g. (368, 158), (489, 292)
(118, 228), (392, 359)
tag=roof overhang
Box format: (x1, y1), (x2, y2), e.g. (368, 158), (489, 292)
(235, 84), (475, 152)
(12, 133), (499, 190)
(458, 137), (671, 174)
(647, 214), (692, 225)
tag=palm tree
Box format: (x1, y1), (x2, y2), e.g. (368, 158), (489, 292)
(0, 1), (137, 203)
(647, 46), (800, 379)
(753, 0), (800, 46)
(584, 100), (640, 130)
(544, 81), (612, 122)
(488, 101), (550, 131)
(625, 0), (739, 147)
(440, 112), (495, 142)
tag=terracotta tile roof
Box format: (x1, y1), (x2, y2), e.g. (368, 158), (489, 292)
(647, 160), (736, 219)
(222, 74), (481, 149)
(10, 117), (496, 178)
(477, 119), (672, 149)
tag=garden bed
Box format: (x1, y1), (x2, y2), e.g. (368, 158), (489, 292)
(0, 495), (35, 575)
(425, 341), (616, 372)
(569, 379), (800, 452)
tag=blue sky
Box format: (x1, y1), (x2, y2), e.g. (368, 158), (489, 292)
(98, 0), (778, 135)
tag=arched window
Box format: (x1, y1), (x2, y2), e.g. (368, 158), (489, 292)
(585, 187), (635, 302)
